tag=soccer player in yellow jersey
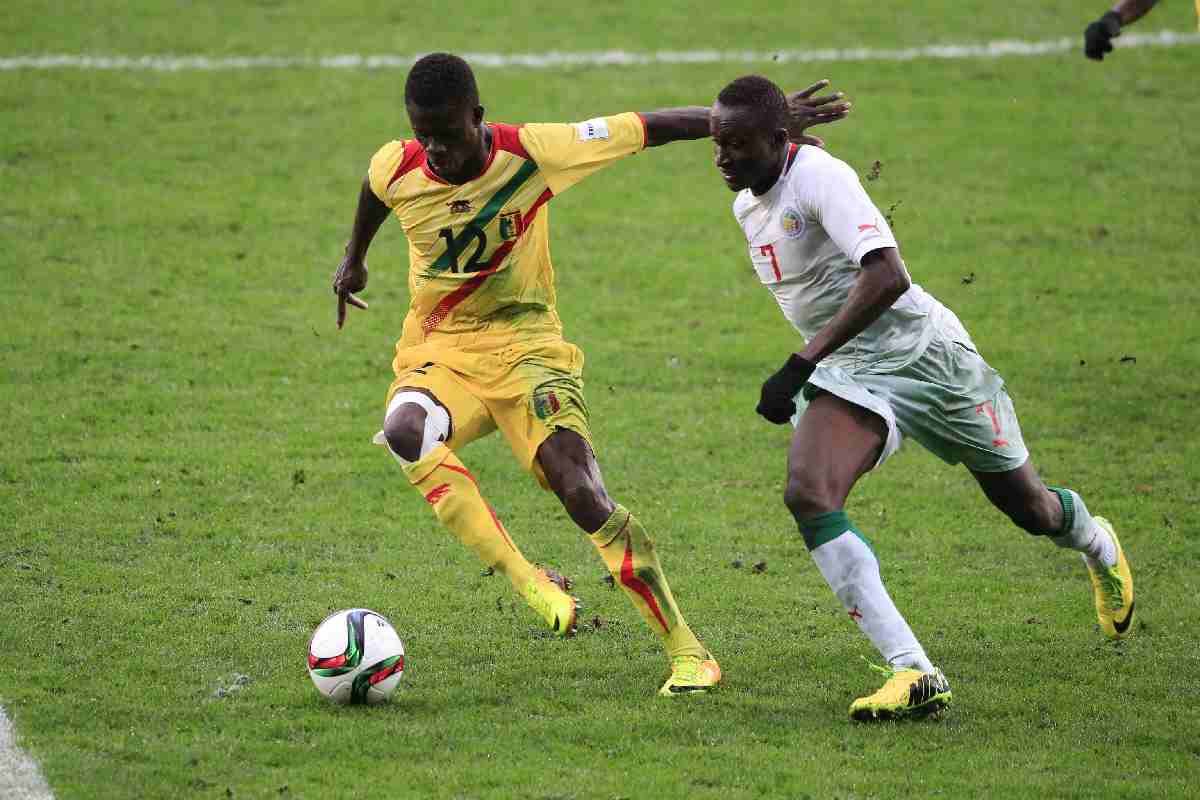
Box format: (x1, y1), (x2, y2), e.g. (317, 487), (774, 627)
(331, 53), (848, 695)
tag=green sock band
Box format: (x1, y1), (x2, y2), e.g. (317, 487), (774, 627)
(590, 504), (631, 546)
(1048, 487), (1074, 536)
(799, 510), (873, 552)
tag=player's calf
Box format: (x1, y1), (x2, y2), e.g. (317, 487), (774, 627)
(1000, 492), (1062, 535)
(973, 463), (1064, 535)
(538, 429), (615, 533)
(554, 478), (614, 534)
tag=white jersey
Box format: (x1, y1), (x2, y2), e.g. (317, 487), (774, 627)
(733, 144), (950, 373)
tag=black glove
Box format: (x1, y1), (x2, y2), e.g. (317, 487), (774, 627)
(1084, 11), (1122, 60)
(756, 354), (816, 424)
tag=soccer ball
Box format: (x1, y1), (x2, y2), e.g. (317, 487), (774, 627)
(307, 608), (405, 705)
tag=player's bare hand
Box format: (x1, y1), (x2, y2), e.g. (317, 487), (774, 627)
(786, 79), (852, 148)
(332, 253), (369, 330)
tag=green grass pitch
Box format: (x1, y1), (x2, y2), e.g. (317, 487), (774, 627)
(2, 1), (1199, 798)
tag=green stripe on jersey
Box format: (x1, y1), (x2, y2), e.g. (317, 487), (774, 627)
(431, 159), (539, 272)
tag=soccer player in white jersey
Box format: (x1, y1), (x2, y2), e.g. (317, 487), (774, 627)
(710, 76), (1135, 721)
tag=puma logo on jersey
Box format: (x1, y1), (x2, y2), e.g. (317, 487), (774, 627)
(448, 200), (473, 214)
(858, 222), (881, 233)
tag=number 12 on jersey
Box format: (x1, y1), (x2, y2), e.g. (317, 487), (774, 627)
(438, 226), (489, 273)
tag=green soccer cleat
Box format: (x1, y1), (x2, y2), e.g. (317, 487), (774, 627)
(520, 568), (579, 637)
(658, 655), (722, 697)
(1087, 517), (1135, 638)
(850, 663), (952, 721)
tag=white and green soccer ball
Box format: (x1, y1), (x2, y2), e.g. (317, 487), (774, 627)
(307, 609), (405, 705)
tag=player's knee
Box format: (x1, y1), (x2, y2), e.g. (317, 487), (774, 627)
(383, 391), (451, 464)
(383, 404), (427, 463)
(783, 472), (838, 519)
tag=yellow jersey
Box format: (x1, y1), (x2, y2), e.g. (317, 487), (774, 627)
(368, 112), (647, 349)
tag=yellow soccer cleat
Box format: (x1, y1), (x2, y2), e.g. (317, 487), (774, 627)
(850, 663), (951, 721)
(520, 568), (579, 637)
(658, 655), (722, 697)
(1087, 517), (1134, 638)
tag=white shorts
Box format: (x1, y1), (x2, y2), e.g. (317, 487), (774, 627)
(794, 332), (1029, 473)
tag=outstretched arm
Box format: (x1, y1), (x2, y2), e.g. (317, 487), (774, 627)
(331, 176), (391, 329)
(639, 80), (852, 147)
(639, 106), (713, 147)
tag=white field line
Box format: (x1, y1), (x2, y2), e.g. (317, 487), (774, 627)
(0, 30), (1197, 72)
(0, 707), (54, 800)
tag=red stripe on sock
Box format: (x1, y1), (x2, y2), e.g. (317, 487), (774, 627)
(438, 462), (476, 483)
(620, 534), (669, 631)
(424, 483), (451, 505)
(483, 504), (516, 552)
(436, 463), (517, 552)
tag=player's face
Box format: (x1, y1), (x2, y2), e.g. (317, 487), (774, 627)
(407, 101), (487, 183)
(710, 102), (787, 195)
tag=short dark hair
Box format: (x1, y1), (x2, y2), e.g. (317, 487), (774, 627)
(405, 52), (479, 109)
(716, 75), (787, 130)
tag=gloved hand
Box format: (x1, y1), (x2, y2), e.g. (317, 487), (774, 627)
(1085, 11), (1122, 60)
(756, 354), (816, 424)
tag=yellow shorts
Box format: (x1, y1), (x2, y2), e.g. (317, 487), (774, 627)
(386, 337), (591, 489)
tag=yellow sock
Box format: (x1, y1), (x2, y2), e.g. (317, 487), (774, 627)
(590, 505), (706, 659)
(403, 445), (536, 592)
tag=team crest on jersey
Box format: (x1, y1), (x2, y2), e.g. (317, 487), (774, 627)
(447, 199), (473, 214)
(499, 210), (522, 241)
(781, 207), (806, 239)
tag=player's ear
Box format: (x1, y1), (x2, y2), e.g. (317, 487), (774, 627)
(472, 105), (485, 126)
(772, 127), (789, 148)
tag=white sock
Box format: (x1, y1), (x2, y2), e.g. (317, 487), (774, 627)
(810, 530), (935, 674)
(1049, 488), (1116, 568)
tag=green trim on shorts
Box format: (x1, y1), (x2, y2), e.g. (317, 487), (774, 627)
(799, 511), (873, 553)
